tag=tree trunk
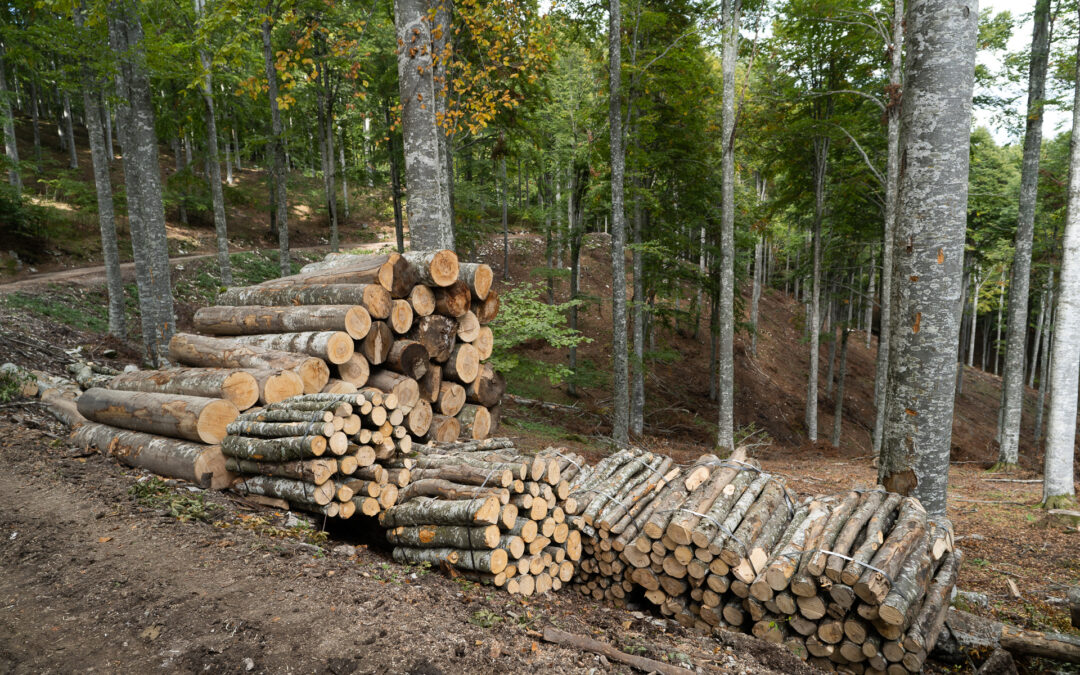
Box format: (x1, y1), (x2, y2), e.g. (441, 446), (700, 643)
(998, 0), (1051, 468)
(878, 0), (978, 517)
(394, 0), (452, 250)
(866, 246), (877, 348)
(63, 91), (78, 169)
(1043, 36), (1080, 507)
(261, 4), (290, 276)
(873, 0), (904, 456)
(74, 7), (124, 337)
(29, 78), (41, 171)
(1033, 297), (1052, 443)
(751, 237), (762, 356)
(1028, 284), (1047, 387)
(194, 0), (232, 285)
(432, 0), (454, 232)
(631, 170), (645, 437)
(339, 131), (349, 222)
(968, 270), (981, 367)
(108, 0), (175, 365)
(0, 45), (21, 191)
(568, 165), (585, 398)
(608, 0), (630, 447)
(717, 0), (739, 453)
(217, 283), (391, 319)
(385, 101), (405, 254)
(831, 327), (849, 447)
(806, 137), (827, 443)
(501, 152), (509, 280)
(102, 96), (114, 160)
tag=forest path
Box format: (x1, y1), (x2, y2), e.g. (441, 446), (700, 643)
(0, 239), (399, 294)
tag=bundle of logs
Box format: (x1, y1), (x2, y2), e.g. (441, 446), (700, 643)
(183, 249), (504, 443)
(562, 447), (960, 674)
(379, 438), (585, 596)
(223, 392), (416, 519)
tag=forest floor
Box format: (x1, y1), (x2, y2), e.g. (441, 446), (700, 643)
(1, 132), (1078, 672)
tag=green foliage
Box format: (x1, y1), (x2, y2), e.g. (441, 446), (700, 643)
(0, 368), (33, 403)
(490, 282), (591, 385)
(129, 477), (220, 523)
(468, 609), (503, 628)
(3, 290), (110, 333)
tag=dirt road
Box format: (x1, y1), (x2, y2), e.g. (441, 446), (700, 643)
(0, 409), (798, 674)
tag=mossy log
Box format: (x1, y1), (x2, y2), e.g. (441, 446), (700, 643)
(379, 496), (501, 527)
(386, 524), (501, 549)
(193, 304), (371, 340)
(221, 434), (327, 461)
(234, 475), (334, 506)
(77, 387), (238, 444)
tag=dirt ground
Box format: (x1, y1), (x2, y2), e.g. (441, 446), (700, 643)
(0, 408), (806, 675)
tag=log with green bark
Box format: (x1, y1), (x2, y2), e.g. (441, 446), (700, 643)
(225, 419), (335, 438)
(379, 496), (501, 527)
(224, 457), (336, 485)
(234, 474), (334, 506)
(220, 433), (327, 461)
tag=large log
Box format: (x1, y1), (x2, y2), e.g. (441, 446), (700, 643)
(456, 311), (480, 342)
(386, 340), (429, 380)
(336, 353), (370, 387)
(71, 423), (233, 489)
(464, 363), (505, 406)
(217, 283), (392, 320)
(168, 333), (329, 394)
(877, 531), (934, 626)
(386, 524), (501, 549)
(77, 388), (238, 444)
(424, 415), (461, 443)
(937, 607), (1080, 664)
(366, 371), (420, 408)
(457, 262), (493, 300)
(472, 289), (499, 324)
(379, 495), (501, 526)
(223, 331), (354, 365)
(406, 315), (458, 362)
(407, 399), (434, 437)
(457, 404), (491, 440)
(436, 382), (466, 417)
(359, 321), (393, 365)
(224, 457), (336, 485)
(234, 475), (334, 506)
(403, 249), (459, 287)
(246, 369), (305, 404)
(291, 253), (397, 290)
(193, 304), (371, 340)
(107, 367), (260, 411)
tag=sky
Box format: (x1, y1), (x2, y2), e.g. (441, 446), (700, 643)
(977, 0), (1071, 143)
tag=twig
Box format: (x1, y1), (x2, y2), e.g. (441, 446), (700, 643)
(981, 478), (1042, 484)
(541, 626), (691, 675)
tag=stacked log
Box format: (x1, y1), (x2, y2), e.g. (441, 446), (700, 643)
(558, 446), (959, 673)
(380, 439), (584, 595)
(224, 392), (413, 519)
(190, 250), (502, 442)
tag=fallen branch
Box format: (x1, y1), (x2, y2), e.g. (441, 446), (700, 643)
(541, 626), (692, 675)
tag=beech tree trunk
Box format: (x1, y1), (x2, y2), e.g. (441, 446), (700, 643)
(0, 43), (21, 191)
(717, 0), (739, 453)
(878, 0), (977, 517)
(1043, 41), (1080, 507)
(75, 7), (124, 337)
(607, 0), (630, 447)
(108, 0), (175, 365)
(394, 0), (452, 250)
(261, 2), (290, 276)
(998, 0), (1051, 467)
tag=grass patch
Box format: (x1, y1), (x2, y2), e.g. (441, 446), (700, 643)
(4, 289), (110, 333)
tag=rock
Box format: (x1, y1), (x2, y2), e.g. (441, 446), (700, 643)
(102, 349), (118, 358)
(284, 512), (303, 529)
(332, 544), (357, 557)
(123, 364), (139, 373)
(243, 657), (255, 671)
(976, 648), (1017, 675)
(953, 589), (989, 609)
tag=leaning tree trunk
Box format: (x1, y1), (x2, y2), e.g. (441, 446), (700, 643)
(878, 0), (978, 518)
(608, 0), (630, 448)
(0, 43), (21, 191)
(75, 5), (124, 337)
(717, 0), (740, 453)
(261, 4), (290, 277)
(873, 0), (904, 456)
(108, 0), (175, 365)
(1043, 38), (1080, 508)
(393, 0), (452, 250)
(998, 0), (1051, 469)
(195, 0), (232, 285)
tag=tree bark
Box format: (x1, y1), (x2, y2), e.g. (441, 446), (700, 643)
(0, 44), (21, 191)
(394, 0), (452, 250)
(108, 0), (175, 365)
(72, 423), (232, 489)
(998, 0), (1051, 467)
(384, 100), (405, 253)
(608, 0), (630, 447)
(878, 0), (978, 517)
(194, 305), (371, 340)
(77, 387), (238, 444)
(261, 3), (290, 276)
(717, 0), (739, 452)
(217, 284), (391, 319)
(108, 367), (260, 410)
(62, 91), (78, 169)
(168, 333), (329, 394)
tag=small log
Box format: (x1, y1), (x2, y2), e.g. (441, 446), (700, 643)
(444, 343), (480, 384)
(386, 524), (501, 549)
(221, 434), (327, 461)
(473, 326), (493, 360)
(764, 501), (830, 591)
(841, 492), (904, 585)
(359, 321), (393, 365)
(226, 420), (334, 438)
(379, 495), (501, 527)
(854, 498), (928, 605)
(321, 379), (357, 394)
(940, 607), (1080, 664)
(434, 280), (471, 318)
(366, 371), (420, 408)
(168, 333), (329, 394)
(424, 415), (461, 443)
(417, 363), (442, 403)
(456, 310), (480, 342)
(407, 314), (458, 362)
(690, 470), (755, 548)
(77, 388), (238, 444)
(458, 262), (493, 300)
(193, 304), (371, 340)
(667, 450), (751, 546)
(403, 249), (459, 287)
(709, 473), (772, 555)
(386, 340), (429, 380)
(234, 475), (334, 506)
(720, 480), (788, 566)
(72, 423), (232, 489)
(464, 363), (505, 407)
(217, 283), (392, 319)
(904, 550), (962, 654)
(407, 399), (434, 437)
(436, 382), (466, 417)
(409, 284), (436, 316)
(805, 490), (862, 577)
(457, 403), (491, 440)
(336, 353), (370, 387)
(472, 289), (499, 324)
(825, 489), (887, 582)
(398, 478), (507, 503)
(107, 368), (260, 411)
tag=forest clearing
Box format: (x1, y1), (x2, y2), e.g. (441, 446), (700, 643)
(2, 0), (1080, 672)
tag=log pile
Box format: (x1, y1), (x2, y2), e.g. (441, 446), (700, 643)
(560, 446), (960, 673)
(184, 249), (504, 442)
(379, 438), (585, 596)
(224, 392), (414, 519)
